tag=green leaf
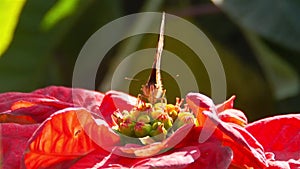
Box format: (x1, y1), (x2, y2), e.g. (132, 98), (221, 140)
(0, 0), (26, 57)
(212, 0), (300, 52)
(0, 0), (123, 92)
(0, 0), (93, 92)
(40, 0), (80, 31)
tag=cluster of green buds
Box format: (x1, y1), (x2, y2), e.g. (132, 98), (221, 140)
(112, 98), (196, 141)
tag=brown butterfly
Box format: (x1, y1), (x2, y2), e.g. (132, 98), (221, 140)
(141, 12), (166, 104)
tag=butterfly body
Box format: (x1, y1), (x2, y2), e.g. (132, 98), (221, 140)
(142, 12), (166, 104)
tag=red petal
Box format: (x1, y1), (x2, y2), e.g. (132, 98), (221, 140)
(33, 86), (76, 102)
(70, 148), (138, 169)
(132, 146), (201, 168)
(216, 95), (236, 112)
(186, 93), (214, 110)
(176, 126), (233, 169)
(186, 92), (267, 168)
(3, 99), (73, 123)
(11, 100), (36, 110)
(0, 92), (54, 113)
(99, 90), (136, 126)
(71, 126), (233, 169)
(188, 142), (232, 169)
(186, 93), (215, 126)
(23, 108), (120, 169)
(0, 99), (72, 123)
(267, 159), (300, 169)
(1, 123), (39, 169)
(202, 110), (268, 168)
(71, 146), (200, 169)
(0, 86), (104, 123)
(246, 114), (300, 162)
(218, 109), (248, 126)
(33, 86), (105, 113)
(0, 114), (36, 124)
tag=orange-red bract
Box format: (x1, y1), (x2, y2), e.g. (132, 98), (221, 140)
(186, 92), (267, 168)
(0, 86), (104, 123)
(0, 86), (299, 168)
(1, 123), (39, 168)
(98, 90), (137, 126)
(70, 125), (233, 169)
(0, 114), (36, 124)
(24, 108), (120, 169)
(246, 114), (300, 168)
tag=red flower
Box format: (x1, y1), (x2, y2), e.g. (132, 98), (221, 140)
(0, 86), (299, 169)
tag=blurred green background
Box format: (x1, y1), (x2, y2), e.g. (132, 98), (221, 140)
(0, 0), (299, 121)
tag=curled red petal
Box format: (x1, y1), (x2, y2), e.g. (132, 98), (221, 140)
(216, 95), (236, 113)
(2, 99), (73, 123)
(99, 90), (137, 126)
(0, 99), (72, 123)
(246, 114), (300, 163)
(0, 92), (54, 113)
(186, 92), (214, 110)
(32, 86), (103, 103)
(218, 109), (248, 126)
(186, 92), (215, 126)
(0, 86), (104, 124)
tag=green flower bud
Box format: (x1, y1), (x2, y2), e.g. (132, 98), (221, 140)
(137, 114), (151, 123)
(123, 113), (136, 122)
(150, 110), (163, 120)
(152, 121), (162, 130)
(134, 122), (152, 137)
(174, 112), (195, 129)
(177, 112), (194, 122)
(130, 110), (141, 121)
(156, 113), (173, 130)
(149, 122), (167, 141)
(119, 120), (135, 137)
